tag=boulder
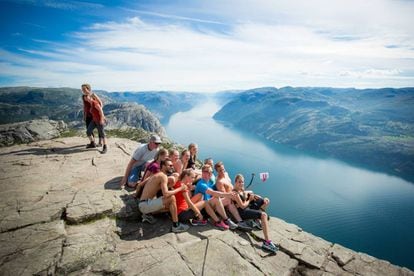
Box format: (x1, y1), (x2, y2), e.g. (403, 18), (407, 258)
(0, 119), (67, 147)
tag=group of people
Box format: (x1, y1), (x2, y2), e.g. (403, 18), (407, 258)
(81, 84), (278, 253)
(120, 137), (279, 254)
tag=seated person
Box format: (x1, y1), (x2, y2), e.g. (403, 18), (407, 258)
(194, 164), (252, 231)
(169, 149), (182, 174)
(204, 158), (216, 184)
(214, 161), (233, 192)
(140, 148), (169, 182)
(176, 149), (190, 173)
(120, 135), (161, 188)
(137, 159), (189, 233)
(232, 174), (278, 253)
(174, 169), (227, 228)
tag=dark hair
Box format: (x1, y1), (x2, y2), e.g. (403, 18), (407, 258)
(160, 158), (172, 168)
(179, 169), (194, 181)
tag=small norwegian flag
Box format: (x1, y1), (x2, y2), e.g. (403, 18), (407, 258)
(259, 172), (269, 182)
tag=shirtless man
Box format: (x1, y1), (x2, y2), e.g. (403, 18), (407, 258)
(214, 161), (233, 193)
(137, 159), (189, 233)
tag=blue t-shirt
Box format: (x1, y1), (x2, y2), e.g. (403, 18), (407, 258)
(194, 178), (215, 200)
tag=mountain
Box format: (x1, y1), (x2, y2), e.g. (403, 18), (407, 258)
(0, 87), (205, 133)
(213, 87), (414, 182)
(108, 91), (206, 123)
(0, 87), (115, 123)
(104, 102), (165, 136)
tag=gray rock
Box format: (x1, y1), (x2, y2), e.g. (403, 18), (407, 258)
(0, 119), (67, 147)
(0, 220), (66, 276)
(0, 137), (413, 276)
(57, 218), (119, 274)
(104, 102), (166, 136)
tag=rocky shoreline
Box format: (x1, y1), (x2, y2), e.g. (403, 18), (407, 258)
(0, 137), (413, 275)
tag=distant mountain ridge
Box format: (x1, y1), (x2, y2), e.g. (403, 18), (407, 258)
(0, 87), (204, 134)
(0, 87), (205, 136)
(109, 91), (206, 123)
(214, 86), (414, 182)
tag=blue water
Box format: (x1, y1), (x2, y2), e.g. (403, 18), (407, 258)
(165, 100), (414, 270)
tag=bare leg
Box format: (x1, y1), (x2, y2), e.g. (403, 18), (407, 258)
(209, 197), (228, 220)
(261, 212), (270, 241)
(204, 201), (220, 222)
(191, 193), (203, 204)
(194, 200), (206, 210)
(163, 195), (178, 223)
(261, 197), (270, 211)
(222, 197), (242, 222)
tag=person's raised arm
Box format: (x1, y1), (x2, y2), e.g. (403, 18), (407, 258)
(161, 176), (187, 197)
(232, 192), (251, 209)
(206, 188), (232, 199)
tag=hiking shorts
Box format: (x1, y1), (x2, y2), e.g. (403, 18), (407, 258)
(238, 207), (262, 220)
(249, 197), (265, 210)
(139, 197), (164, 214)
(178, 209), (196, 222)
(128, 163), (146, 185)
(86, 120), (105, 139)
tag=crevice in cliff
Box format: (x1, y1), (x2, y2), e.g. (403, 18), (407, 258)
(167, 241), (196, 276)
(217, 237), (265, 274)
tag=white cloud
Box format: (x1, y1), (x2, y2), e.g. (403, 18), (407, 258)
(1, 1), (414, 91)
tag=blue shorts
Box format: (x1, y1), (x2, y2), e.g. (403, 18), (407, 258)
(127, 163), (146, 185)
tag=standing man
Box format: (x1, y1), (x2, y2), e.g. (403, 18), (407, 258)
(120, 134), (162, 188)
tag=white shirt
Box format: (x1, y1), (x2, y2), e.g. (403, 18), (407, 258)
(131, 143), (158, 166)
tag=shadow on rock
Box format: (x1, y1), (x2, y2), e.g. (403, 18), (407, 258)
(104, 176), (123, 190)
(115, 212), (253, 244)
(0, 145), (87, 156)
(104, 177), (137, 192)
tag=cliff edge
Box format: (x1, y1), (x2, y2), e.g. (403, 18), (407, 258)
(0, 137), (412, 276)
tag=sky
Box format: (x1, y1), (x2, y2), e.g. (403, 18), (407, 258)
(0, 0), (414, 92)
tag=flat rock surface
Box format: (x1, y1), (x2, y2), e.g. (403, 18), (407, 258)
(0, 137), (413, 275)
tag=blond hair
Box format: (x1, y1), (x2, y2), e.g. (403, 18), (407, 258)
(81, 83), (91, 91)
(235, 174), (244, 183)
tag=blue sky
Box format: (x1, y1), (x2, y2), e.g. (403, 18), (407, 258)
(1, 0), (413, 92)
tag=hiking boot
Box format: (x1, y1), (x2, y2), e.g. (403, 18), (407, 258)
(214, 220), (230, 230)
(101, 145), (107, 154)
(262, 240), (279, 253)
(86, 142), (96, 148)
(237, 221), (253, 232)
(191, 219), (208, 226)
(142, 214), (157, 224)
(225, 218), (238, 230)
(172, 222), (189, 233)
